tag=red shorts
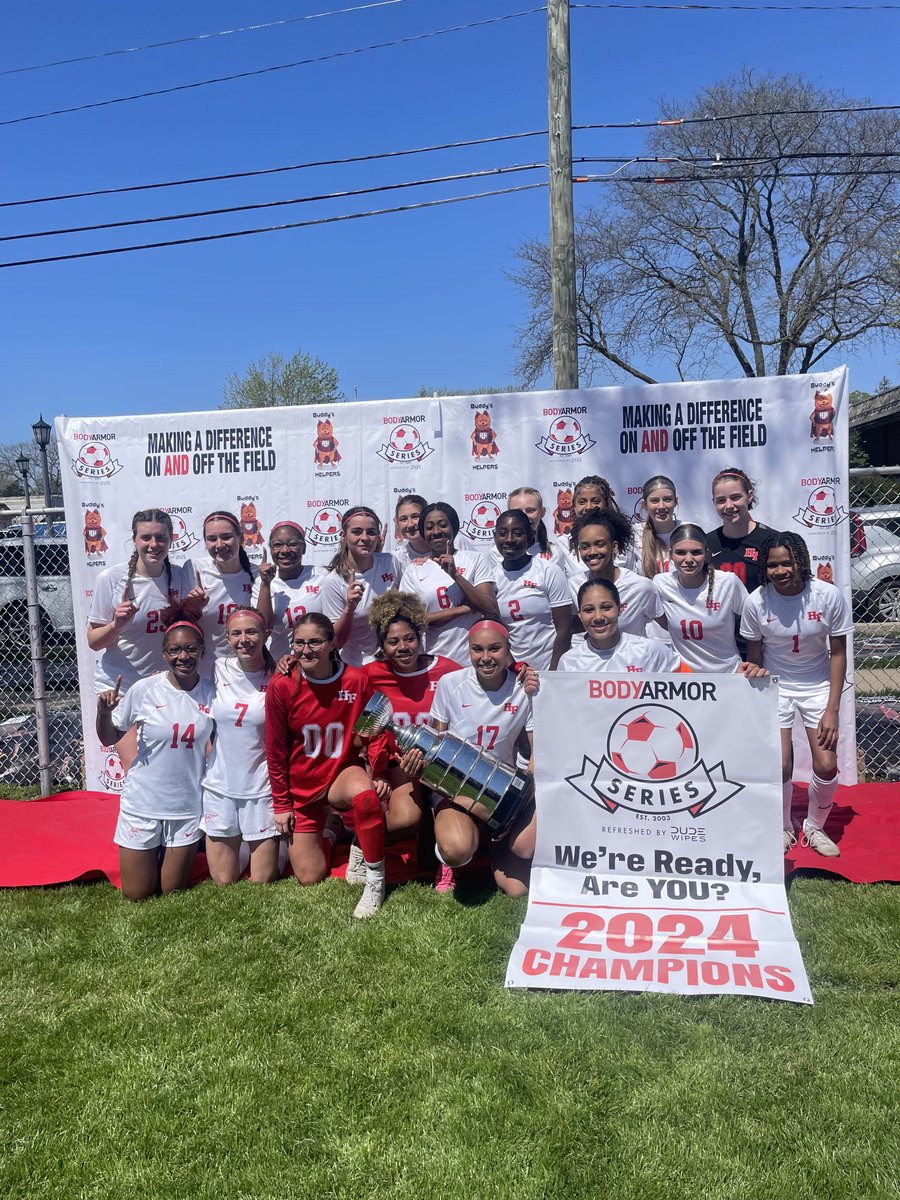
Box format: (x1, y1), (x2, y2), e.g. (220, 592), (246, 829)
(290, 799), (328, 835)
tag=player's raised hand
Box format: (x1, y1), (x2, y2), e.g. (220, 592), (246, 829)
(113, 580), (138, 625)
(97, 675), (123, 713)
(346, 571), (365, 610)
(186, 569), (210, 608)
(436, 537), (456, 576)
(258, 546), (276, 585)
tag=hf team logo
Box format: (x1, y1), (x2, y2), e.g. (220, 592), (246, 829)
(99, 745), (126, 792)
(536, 408), (596, 457)
(72, 441), (123, 480)
(566, 702), (743, 818)
(793, 480), (848, 530)
(377, 417), (434, 464)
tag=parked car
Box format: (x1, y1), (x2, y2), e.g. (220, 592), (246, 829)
(850, 507), (900, 622)
(0, 538), (74, 641)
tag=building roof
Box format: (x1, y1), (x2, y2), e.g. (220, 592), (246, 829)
(850, 386), (900, 429)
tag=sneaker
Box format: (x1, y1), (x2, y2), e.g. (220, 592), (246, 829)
(352, 876), (385, 919)
(434, 863), (456, 894)
(801, 819), (840, 858)
(783, 827), (797, 853)
(345, 841), (366, 885)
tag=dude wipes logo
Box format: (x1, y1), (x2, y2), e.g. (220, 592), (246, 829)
(71, 440), (123, 480)
(566, 704), (743, 818)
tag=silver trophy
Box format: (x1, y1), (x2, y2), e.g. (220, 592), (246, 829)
(355, 691), (533, 837)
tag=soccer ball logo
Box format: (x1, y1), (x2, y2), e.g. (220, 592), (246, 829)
(315, 508), (341, 536)
(168, 514), (199, 553)
(389, 426), (421, 454)
(100, 745), (126, 792)
(608, 705), (698, 781)
(470, 501), (501, 531)
(79, 443), (110, 471)
(550, 416), (582, 445)
(807, 486), (836, 518)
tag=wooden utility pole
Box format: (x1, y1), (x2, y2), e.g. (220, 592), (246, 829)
(547, 0), (579, 390)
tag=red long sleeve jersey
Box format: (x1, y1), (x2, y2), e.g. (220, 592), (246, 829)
(264, 664), (390, 811)
(363, 655), (461, 729)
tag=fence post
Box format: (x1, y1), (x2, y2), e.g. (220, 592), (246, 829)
(21, 512), (53, 797)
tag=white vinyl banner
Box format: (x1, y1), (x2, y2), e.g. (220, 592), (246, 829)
(56, 367), (853, 793)
(506, 673), (813, 1003)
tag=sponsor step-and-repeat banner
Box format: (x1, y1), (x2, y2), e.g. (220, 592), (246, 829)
(506, 673), (813, 1002)
(57, 368), (852, 793)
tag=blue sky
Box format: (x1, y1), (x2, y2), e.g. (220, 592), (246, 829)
(1, 0), (897, 440)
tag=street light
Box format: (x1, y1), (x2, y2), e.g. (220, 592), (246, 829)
(32, 414), (52, 507)
(16, 451), (32, 510)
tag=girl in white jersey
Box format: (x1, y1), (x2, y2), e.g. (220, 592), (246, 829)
(96, 604), (215, 901)
(253, 521), (325, 659)
(391, 493), (431, 572)
(741, 532), (852, 858)
(560, 579), (687, 673)
(183, 511), (257, 673)
(655, 524), (757, 675)
(407, 621), (536, 896)
(319, 506), (400, 666)
(634, 475), (679, 578)
(492, 509), (572, 669)
(568, 508), (663, 637)
(500, 486), (569, 574)
(202, 607), (279, 884)
(88, 509), (184, 768)
(399, 501), (498, 665)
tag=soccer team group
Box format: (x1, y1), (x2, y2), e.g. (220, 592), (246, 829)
(91, 468), (850, 918)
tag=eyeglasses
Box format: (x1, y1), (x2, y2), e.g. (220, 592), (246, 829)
(163, 645), (202, 657)
(292, 638), (327, 649)
(271, 540), (303, 551)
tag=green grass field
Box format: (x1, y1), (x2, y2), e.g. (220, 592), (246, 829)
(2, 876), (899, 1200)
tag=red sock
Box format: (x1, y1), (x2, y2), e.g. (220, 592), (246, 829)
(352, 789), (385, 864)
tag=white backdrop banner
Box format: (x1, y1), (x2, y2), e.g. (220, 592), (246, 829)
(56, 367), (853, 792)
(506, 673), (813, 1003)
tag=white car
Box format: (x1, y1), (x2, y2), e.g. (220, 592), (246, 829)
(851, 508), (900, 621)
(0, 538), (74, 641)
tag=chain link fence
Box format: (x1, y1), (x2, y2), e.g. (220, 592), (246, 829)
(3, 481), (900, 794)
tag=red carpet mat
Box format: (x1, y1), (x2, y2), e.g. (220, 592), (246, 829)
(0, 785), (897, 890)
(0, 791), (422, 889)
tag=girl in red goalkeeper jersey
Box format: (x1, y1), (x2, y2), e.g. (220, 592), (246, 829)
(362, 591), (461, 888)
(264, 612), (391, 919)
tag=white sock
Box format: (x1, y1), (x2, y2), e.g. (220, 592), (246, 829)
(435, 841), (473, 868)
(806, 773), (838, 832)
(782, 781), (794, 829)
(364, 859), (385, 885)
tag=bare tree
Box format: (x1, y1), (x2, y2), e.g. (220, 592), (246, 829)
(0, 437), (61, 498)
(511, 71), (900, 385)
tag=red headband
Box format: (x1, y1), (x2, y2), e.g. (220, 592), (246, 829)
(269, 520), (306, 540)
(203, 510), (240, 532)
(469, 619), (509, 642)
(225, 608), (267, 629)
(165, 621), (204, 638)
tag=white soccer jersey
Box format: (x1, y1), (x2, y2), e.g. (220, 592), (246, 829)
(399, 551), (495, 666)
(569, 566), (663, 636)
(112, 673), (216, 819)
(488, 538), (569, 576)
(559, 631), (683, 674)
(430, 667), (533, 769)
(629, 522), (672, 577)
(493, 557), (572, 669)
(182, 556), (257, 672)
(558, 539), (637, 578)
(392, 541), (430, 573)
(654, 570), (747, 673)
(740, 579), (853, 684)
(319, 552), (400, 666)
(204, 657), (271, 799)
(251, 566), (325, 660)
(89, 561), (184, 689)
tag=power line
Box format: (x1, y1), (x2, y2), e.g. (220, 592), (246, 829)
(573, 2), (900, 9)
(574, 168), (900, 180)
(0, 163), (546, 243)
(0, 9), (545, 128)
(574, 102), (900, 130)
(0, 129), (546, 209)
(0, 1), (413, 77)
(0, 182), (547, 270)
(574, 151), (900, 162)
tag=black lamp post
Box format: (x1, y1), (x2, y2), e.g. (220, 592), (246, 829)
(16, 451), (32, 510)
(32, 414), (52, 507)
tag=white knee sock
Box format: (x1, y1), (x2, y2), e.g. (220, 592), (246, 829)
(782, 781), (794, 829)
(434, 841), (473, 868)
(806, 773), (838, 831)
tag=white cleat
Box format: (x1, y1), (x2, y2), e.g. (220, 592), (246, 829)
(352, 875), (386, 920)
(801, 819), (840, 858)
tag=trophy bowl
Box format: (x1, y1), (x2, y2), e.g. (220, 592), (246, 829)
(354, 691), (533, 837)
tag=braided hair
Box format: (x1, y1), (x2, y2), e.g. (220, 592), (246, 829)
(203, 510), (255, 587)
(639, 475), (678, 579)
(570, 506), (635, 561)
(759, 531), (812, 588)
(574, 475), (623, 515)
(126, 509), (175, 600)
(326, 506), (381, 581)
(508, 485), (551, 553)
(669, 523), (717, 609)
